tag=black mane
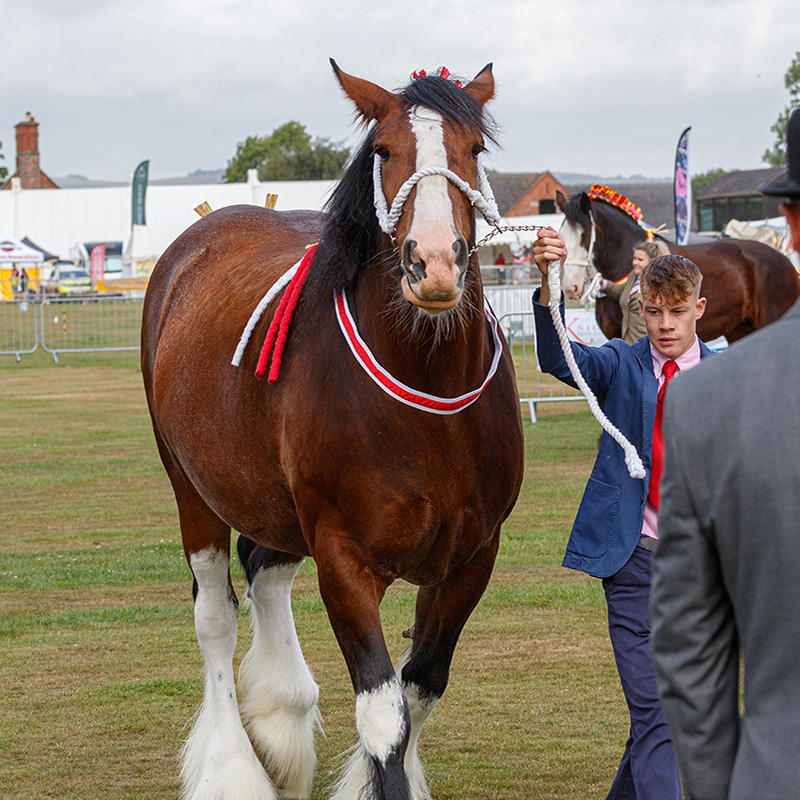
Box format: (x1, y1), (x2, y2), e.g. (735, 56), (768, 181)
(304, 74), (497, 302)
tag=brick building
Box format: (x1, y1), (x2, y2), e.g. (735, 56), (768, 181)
(2, 113), (59, 190)
(489, 171), (567, 216)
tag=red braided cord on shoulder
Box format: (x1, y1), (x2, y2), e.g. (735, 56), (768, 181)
(255, 244), (317, 381)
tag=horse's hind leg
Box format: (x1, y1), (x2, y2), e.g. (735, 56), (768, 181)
(169, 477), (275, 800)
(237, 537), (321, 800)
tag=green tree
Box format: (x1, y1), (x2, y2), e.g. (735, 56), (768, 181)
(763, 51), (800, 167)
(223, 121), (350, 182)
(0, 140), (7, 183)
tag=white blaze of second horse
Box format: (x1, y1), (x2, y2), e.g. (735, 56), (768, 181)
(559, 217), (590, 299)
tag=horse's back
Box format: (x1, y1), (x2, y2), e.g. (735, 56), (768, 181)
(677, 238), (799, 333)
(142, 205), (326, 367)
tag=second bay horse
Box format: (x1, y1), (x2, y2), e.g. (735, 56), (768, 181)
(558, 189), (800, 343)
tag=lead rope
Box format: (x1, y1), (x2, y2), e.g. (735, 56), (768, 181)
(546, 260), (645, 480)
(374, 151), (644, 476)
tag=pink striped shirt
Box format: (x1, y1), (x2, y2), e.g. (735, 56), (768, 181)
(641, 336), (702, 540)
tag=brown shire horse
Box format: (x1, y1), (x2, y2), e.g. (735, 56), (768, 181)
(141, 62), (523, 800)
(558, 189), (800, 343)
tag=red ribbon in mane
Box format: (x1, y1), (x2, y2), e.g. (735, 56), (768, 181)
(255, 244), (317, 383)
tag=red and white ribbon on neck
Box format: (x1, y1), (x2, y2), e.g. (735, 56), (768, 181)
(334, 287), (503, 414)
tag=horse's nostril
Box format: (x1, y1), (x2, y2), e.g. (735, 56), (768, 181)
(452, 237), (468, 273)
(402, 239), (426, 283)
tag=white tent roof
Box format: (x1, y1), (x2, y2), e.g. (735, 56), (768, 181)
(0, 177), (337, 264)
(0, 234), (49, 262)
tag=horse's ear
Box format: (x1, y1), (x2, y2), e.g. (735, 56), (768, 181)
(579, 192), (592, 215)
(556, 190), (568, 213)
(330, 58), (398, 123)
(463, 63), (494, 106)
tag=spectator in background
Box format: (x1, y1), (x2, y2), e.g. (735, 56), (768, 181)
(650, 106), (800, 800)
(601, 240), (671, 344)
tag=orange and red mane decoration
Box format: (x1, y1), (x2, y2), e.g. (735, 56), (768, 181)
(588, 184), (642, 221)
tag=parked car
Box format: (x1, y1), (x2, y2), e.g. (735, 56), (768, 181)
(44, 261), (92, 296)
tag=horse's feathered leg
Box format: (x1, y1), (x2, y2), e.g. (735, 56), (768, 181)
(163, 457), (275, 800)
(396, 541), (500, 800)
(236, 538), (321, 800)
(316, 537), (412, 800)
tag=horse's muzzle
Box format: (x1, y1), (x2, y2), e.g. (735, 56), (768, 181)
(401, 236), (467, 313)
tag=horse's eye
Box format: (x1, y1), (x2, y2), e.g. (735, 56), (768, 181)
(472, 144), (485, 158)
(376, 147), (390, 162)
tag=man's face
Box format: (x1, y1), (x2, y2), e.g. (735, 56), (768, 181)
(782, 202), (800, 253)
(639, 291), (707, 358)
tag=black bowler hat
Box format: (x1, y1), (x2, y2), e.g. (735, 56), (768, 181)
(761, 107), (800, 198)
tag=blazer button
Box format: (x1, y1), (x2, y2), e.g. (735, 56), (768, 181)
(640, 496), (644, 504)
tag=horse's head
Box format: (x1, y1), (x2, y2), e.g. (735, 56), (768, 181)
(331, 60), (496, 314)
(557, 190), (595, 300)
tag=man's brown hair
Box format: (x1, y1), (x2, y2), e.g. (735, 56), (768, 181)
(640, 254), (702, 306)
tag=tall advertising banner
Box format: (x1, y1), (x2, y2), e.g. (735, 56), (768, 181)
(132, 160), (149, 227)
(90, 244), (106, 287)
(674, 127), (691, 245)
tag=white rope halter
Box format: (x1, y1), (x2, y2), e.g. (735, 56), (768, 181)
(372, 151), (502, 235)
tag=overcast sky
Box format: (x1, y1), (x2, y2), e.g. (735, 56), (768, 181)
(3, 0), (799, 183)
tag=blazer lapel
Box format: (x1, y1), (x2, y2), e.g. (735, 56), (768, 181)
(633, 338), (658, 469)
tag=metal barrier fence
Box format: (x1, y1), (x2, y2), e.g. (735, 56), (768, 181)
(0, 296), (144, 363)
(0, 299), (40, 361)
(497, 311), (586, 422)
(40, 296), (144, 362)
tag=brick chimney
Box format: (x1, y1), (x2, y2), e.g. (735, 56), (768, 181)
(6, 112), (58, 190)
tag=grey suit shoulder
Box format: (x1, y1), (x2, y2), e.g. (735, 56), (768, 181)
(651, 296), (800, 800)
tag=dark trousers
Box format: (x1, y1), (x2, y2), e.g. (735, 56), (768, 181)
(602, 546), (682, 800)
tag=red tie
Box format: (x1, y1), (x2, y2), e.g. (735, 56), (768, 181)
(648, 360), (679, 510)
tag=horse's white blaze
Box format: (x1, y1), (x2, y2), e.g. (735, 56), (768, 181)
(559, 217), (590, 299)
(408, 108), (460, 290)
(183, 548), (275, 800)
(239, 562), (320, 800)
(355, 677), (408, 763)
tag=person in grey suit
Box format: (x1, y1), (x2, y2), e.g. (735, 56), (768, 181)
(650, 106), (800, 800)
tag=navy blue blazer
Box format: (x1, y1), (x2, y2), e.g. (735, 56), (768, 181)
(532, 289), (713, 578)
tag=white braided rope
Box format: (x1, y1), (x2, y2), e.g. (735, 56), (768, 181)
(373, 152), (501, 235)
(546, 261), (645, 480)
(231, 259), (301, 366)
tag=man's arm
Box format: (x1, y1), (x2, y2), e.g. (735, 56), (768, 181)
(531, 228), (619, 391)
(531, 227), (566, 307)
(651, 391), (740, 800)
(600, 278), (625, 301)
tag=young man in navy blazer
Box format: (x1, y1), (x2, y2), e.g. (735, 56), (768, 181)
(531, 233), (713, 800)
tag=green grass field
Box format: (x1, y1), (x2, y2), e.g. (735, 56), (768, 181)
(0, 350), (626, 800)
